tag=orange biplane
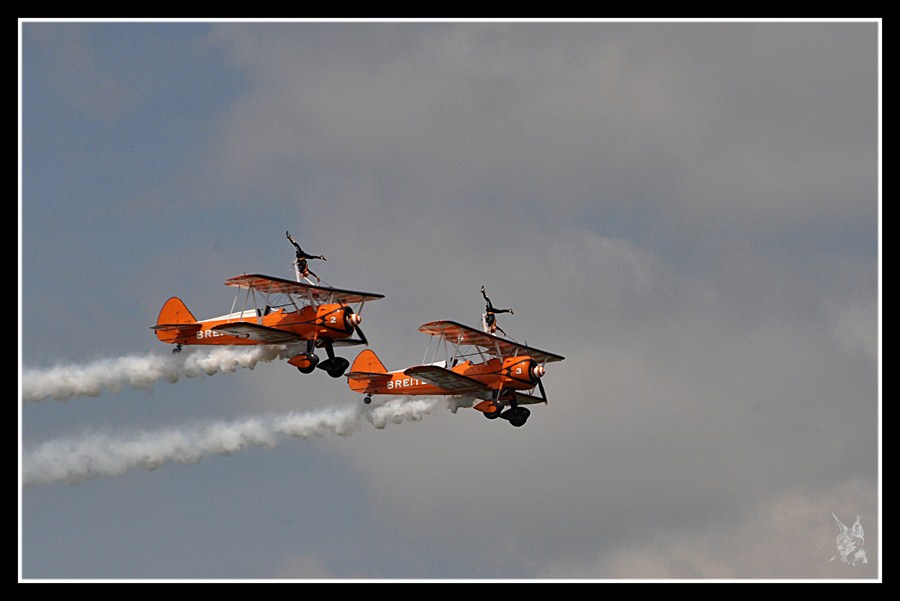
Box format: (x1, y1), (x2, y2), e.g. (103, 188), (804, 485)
(153, 274), (384, 377)
(347, 320), (564, 427)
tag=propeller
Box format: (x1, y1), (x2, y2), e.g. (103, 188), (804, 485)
(530, 360), (548, 403)
(537, 377), (548, 404)
(343, 308), (368, 345)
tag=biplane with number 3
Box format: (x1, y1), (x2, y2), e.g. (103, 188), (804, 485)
(347, 320), (564, 427)
(152, 274), (384, 378)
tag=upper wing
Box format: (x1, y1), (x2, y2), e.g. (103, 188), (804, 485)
(417, 320), (565, 363)
(403, 365), (490, 394)
(224, 273), (385, 305)
(211, 322), (305, 344)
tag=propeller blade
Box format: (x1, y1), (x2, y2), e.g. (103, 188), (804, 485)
(537, 377), (548, 404)
(355, 325), (368, 346)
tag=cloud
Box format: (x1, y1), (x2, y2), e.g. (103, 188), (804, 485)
(24, 23), (140, 121)
(538, 478), (878, 579)
(307, 224), (877, 577)
(21, 21), (879, 580)
(206, 22), (876, 238)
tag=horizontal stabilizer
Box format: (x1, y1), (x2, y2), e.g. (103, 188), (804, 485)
(346, 370), (392, 394)
(152, 323), (201, 332)
(345, 371), (392, 382)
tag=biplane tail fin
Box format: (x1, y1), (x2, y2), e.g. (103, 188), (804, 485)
(346, 349), (390, 392)
(349, 348), (387, 374)
(152, 296), (200, 343)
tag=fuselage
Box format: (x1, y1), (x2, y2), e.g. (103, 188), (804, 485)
(349, 355), (542, 396)
(158, 303), (356, 346)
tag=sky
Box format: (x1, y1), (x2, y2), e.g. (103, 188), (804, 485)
(19, 19), (880, 581)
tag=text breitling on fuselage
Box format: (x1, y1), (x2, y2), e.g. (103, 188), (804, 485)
(386, 377), (425, 390)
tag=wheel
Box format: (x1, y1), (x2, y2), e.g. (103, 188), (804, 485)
(508, 407), (530, 428)
(483, 400), (503, 419)
(364, 395), (372, 405)
(297, 354), (319, 374)
(328, 357), (350, 378)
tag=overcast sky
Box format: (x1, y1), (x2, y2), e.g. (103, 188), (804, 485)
(19, 19), (880, 581)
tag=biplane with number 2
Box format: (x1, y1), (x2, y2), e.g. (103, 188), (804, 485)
(153, 274), (384, 377)
(347, 320), (564, 427)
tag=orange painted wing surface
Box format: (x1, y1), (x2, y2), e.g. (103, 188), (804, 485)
(403, 365), (490, 394)
(211, 322), (304, 343)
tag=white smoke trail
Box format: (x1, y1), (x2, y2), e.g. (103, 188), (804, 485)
(22, 398), (443, 487)
(21, 346), (291, 403)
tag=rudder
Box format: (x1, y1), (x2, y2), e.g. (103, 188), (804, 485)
(157, 296), (197, 325)
(350, 348), (387, 374)
(153, 297), (199, 343)
(347, 349), (390, 393)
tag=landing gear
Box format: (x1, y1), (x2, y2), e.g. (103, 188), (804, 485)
(364, 394), (373, 405)
(323, 357), (350, 378)
(481, 400), (503, 419)
(495, 391), (531, 427)
(315, 341), (350, 378)
(172, 343), (183, 354)
(290, 341), (321, 374)
(296, 354), (319, 374)
(500, 406), (530, 428)
(290, 341), (350, 377)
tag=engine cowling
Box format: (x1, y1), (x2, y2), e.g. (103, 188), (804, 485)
(501, 356), (543, 389)
(315, 304), (360, 335)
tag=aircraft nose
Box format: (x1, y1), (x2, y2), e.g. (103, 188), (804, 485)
(531, 364), (545, 379)
(346, 313), (362, 328)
